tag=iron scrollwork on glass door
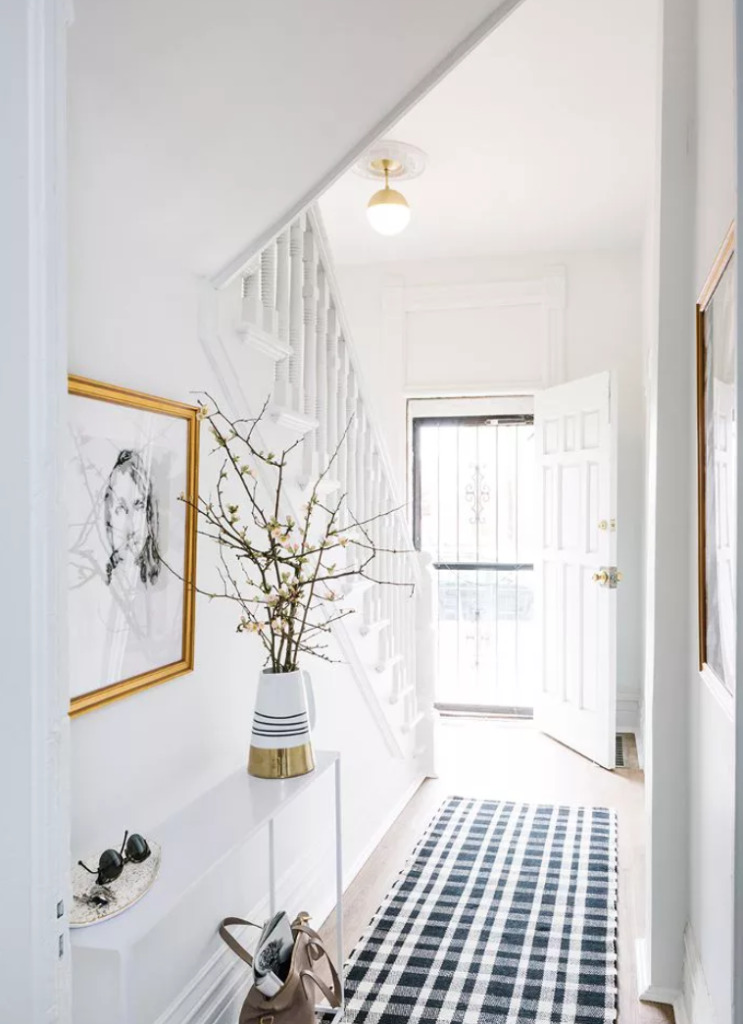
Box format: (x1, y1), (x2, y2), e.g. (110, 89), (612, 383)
(413, 414), (535, 710)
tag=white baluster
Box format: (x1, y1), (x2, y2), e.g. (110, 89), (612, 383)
(260, 240), (278, 337)
(275, 228), (291, 406)
(302, 223), (318, 481)
(355, 401), (366, 548)
(371, 449), (383, 624)
(345, 371), (358, 533)
(242, 262), (261, 326)
(380, 483), (392, 642)
(360, 424), (373, 628)
(336, 337), (349, 512)
(392, 519), (402, 684)
(326, 307), (339, 462)
(315, 265), (327, 465)
(289, 217), (305, 414)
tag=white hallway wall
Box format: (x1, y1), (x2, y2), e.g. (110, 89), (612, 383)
(642, 0), (736, 1012)
(333, 251), (646, 716)
(688, 0), (736, 1017)
(66, 271), (423, 1019)
(65, 10), (444, 1021)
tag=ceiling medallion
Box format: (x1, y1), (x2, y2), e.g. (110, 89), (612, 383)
(354, 141), (427, 236)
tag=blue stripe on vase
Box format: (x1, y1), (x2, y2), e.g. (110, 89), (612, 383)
(251, 728), (310, 738)
(254, 711), (308, 721)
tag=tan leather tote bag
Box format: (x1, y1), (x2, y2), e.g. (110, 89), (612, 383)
(219, 913), (342, 1024)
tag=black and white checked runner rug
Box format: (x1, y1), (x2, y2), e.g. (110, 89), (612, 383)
(343, 797), (618, 1024)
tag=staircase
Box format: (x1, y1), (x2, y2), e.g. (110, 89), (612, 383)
(199, 207), (435, 764)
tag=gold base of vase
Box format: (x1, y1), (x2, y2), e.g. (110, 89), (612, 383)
(248, 743), (315, 779)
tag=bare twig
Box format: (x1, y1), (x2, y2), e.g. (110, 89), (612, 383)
(171, 393), (413, 671)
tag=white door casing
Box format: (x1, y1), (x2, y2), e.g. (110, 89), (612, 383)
(534, 371), (617, 769)
(1, 2), (71, 1021)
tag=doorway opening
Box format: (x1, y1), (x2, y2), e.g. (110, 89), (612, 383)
(412, 405), (536, 713)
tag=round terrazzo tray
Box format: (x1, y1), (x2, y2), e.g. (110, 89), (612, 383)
(70, 840), (161, 927)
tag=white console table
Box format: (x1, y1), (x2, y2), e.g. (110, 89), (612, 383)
(71, 750), (344, 1024)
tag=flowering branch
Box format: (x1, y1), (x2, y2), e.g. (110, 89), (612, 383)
(180, 394), (412, 673)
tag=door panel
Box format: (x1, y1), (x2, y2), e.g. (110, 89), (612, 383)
(534, 372), (617, 768)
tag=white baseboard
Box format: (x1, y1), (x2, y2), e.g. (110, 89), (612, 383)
(633, 725), (645, 769)
(343, 772), (425, 893)
(636, 936), (682, 1012)
(673, 994), (691, 1024)
(635, 936), (650, 996)
(636, 928), (717, 1024)
(155, 771), (425, 1024)
(680, 925), (718, 1024)
(617, 693), (642, 733)
(153, 920), (252, 1024)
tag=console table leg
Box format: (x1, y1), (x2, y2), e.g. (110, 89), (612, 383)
(268, 817), (276, 917)
(334, 757), (344, 1011)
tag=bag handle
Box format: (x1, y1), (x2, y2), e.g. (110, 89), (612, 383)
(218, 917), (262, 967)
(293, 923), (333, 968)
(300, 963), (342, 1009)
(292, 919), (342, 1007)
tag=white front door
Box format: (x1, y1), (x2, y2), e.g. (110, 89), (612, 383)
(534, 372), (618, 768)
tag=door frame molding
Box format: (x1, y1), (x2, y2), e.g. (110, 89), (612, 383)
(1, 1), (71, 1019)
(385, 270), (567, 395)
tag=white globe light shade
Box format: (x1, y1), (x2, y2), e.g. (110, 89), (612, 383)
(366, 186), (411, 236)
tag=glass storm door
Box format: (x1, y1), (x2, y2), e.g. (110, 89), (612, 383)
(413, 416), (536, 709)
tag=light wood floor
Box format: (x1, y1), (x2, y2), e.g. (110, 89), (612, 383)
(322, 717), (673, 1024)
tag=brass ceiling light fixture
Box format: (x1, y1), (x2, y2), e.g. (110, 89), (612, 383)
(354, 141), (427, 237)
(366, 158), (411, 236)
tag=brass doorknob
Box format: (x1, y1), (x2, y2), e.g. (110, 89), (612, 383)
(592, 567), (623, 588)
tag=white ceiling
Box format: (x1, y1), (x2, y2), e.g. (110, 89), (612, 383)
(319, 0), (659, 265)
(68, 0), (520, 283)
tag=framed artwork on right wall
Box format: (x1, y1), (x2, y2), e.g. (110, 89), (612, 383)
(696, 222), (736, 694)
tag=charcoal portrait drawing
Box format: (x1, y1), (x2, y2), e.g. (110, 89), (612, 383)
(104, 449), (161, 587)
(67, 377), (199, 715)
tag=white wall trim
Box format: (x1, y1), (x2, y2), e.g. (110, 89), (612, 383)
(679, 926), (719, 1024)
(403, 277), (563, 312)
(2, 1), (71, 1020)
(636, 936), (682, 1013)
(616, 693), (642, 732)
(384, 269), (567, 395)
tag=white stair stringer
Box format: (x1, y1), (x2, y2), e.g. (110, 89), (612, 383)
(196, 215), (434, 762)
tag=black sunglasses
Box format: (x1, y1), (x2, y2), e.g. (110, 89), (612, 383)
(78, 830), (151, 886)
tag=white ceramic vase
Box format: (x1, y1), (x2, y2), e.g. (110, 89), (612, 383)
(247, 668), (316, 779)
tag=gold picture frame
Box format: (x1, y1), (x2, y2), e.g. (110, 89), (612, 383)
(67, 376), (200, 715)
(696, 223), (736, 689)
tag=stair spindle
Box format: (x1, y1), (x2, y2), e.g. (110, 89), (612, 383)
(241, 261), (261, 326)
(336, 337), (349, 514)
(289, 217), (305, 414)
(274, 229), (291, 406)
(315, 266), (328, 464)
(260, 240), (278, 337)
(302, 223), (318, 481)
(326, 307), (339, 461)
(345, 370), (358, 534)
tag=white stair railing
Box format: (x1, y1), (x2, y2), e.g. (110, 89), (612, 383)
(235, 206), (428, 751)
